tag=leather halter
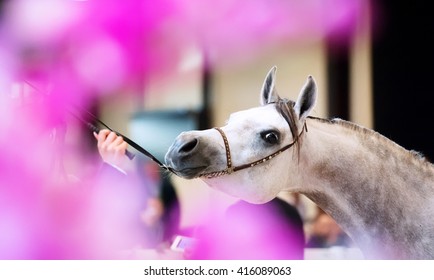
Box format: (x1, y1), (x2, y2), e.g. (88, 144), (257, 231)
(200, 123), (307, 179)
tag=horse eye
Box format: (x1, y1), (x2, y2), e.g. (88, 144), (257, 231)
(260, 130), (279, 145)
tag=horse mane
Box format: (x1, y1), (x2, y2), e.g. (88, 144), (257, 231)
(308, 116), (434, 167)
(274, 98), (433, 168)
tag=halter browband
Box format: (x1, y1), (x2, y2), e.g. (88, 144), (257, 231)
(200, 123), (307, 179)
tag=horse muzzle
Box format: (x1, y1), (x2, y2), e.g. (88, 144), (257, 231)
(164, 131), (220, 179)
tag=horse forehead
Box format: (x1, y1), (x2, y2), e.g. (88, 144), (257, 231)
(228, 106), (284, 126)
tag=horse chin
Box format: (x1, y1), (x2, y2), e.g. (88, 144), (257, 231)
(172, 166), (207, 179)
(200, 176), (276, 204)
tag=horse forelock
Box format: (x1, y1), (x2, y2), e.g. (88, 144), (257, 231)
(274, 98), (303, 159)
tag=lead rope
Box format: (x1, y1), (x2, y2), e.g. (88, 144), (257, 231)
(23, 79), (173, 172)
(72, 107), (174, 172)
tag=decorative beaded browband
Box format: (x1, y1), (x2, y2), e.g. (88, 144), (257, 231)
(199, 124), (307, 179)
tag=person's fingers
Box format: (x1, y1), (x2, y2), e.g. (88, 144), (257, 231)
(118, 141), (128, 153)
(96, 129), (111, 148)
(111, 135), (124, 147)
(109, 136), (126, 154)
(98, 129), (111, 139)
(95, 129), (130, 167)
(105, 131), (117, 144)
(100, 132), (116, 151)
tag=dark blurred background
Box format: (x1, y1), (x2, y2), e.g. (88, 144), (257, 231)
(329, 0), (434, 160)
(372, 0), (434, 161)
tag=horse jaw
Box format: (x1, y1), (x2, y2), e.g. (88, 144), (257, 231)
(200, 160), (291, 204)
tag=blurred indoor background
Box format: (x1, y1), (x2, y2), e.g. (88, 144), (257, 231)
(1, 0), (433, 259)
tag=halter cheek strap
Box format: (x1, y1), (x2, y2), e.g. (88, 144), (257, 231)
(200, 123), (307, 179)
(214, 127), (234, 174)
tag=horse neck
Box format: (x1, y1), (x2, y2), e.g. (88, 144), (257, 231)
(297, 117), (434, 258)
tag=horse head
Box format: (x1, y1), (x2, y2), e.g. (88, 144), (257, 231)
(165, 66), (317, 203)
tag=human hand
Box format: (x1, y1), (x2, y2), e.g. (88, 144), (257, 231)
(94, 129), (129, 171)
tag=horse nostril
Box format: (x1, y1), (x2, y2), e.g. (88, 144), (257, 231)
(178, 138), (198, 154)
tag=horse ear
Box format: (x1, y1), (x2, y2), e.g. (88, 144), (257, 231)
(260, 66), (280, 105)
(294, 75), (317, 121)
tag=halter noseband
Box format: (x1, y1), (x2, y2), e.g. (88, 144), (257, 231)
(200, 123), (307, 179)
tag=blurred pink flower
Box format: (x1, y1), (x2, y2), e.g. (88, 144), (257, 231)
(0, 90), (146, 259)
(187, 199), (305, 260)
(3, 0), (366, 93)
